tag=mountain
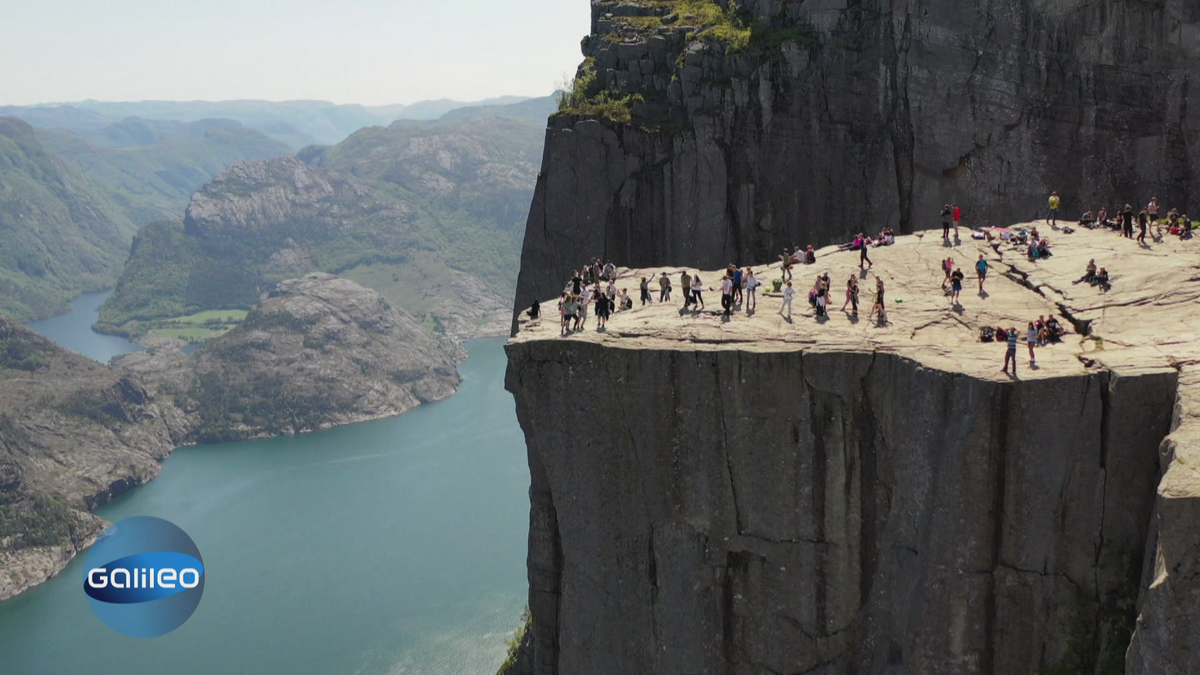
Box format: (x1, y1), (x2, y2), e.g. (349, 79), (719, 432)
(502, 2), (1200, 674)
(3, 96), (542, 148)
(98, 98), (552, 342)
(0, 274), (462, 600)
(35, 121), (292, 225)
(0, 118), (137, 321)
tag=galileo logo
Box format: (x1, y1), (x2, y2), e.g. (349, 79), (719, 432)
(82, 516), (205, 638)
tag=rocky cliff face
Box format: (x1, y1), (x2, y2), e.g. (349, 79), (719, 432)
(505, 226), (1200, 673)
(513, 0), (1200, 323)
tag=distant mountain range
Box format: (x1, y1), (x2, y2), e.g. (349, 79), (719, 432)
(0, 94), (556, 326)
(0, 95), (537, 148)
(97, 95), (558, 341)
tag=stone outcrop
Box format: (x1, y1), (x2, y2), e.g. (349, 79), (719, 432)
(513, 0), (1200, 326)
(0, 274), (464, 601)
(506, 225), (1200, 673)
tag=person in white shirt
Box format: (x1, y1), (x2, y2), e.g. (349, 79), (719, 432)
(780, 281), (795, 318)
(690, 276), (705, 310)
(720, 274), (734, 316)
(744, 269), (760, 311)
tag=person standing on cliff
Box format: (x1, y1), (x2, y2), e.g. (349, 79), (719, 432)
(941, 204), (953, 239)
(731, 266), (744, 305)
(744, 269), (759, 311)
(720, 273), (735, 317)
(841, 274), (859, 315)
(975, 255), (989, 293)
(570, 270), (582, 296)
(1148, 197), (1161, 237)
(780, 281), (794, 318)
(690, 275), (706, 311)
(658, 271), (672, 302)
(1137, 209), (1149, 245)
(1002, 326), (1018, 375)
(870, 278), (886, 321)
(578, 286), (591, 329)
(639, 277), (652, 306)
(1026, 321), (1038, 367)
(1047, 192), (1060, 227)
(680, 270), (692, 309)
(1122, 204), (1135, 238)
(860, 235), (873, 269)
(952, 203), (962, 236)
(779, 250), (793, 281)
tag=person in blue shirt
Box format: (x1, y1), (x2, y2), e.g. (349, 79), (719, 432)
(1002, 327), (1018, 375)
(975, 255), (989, 293)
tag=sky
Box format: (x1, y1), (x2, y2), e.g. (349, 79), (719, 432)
(0, 0), (591, 106)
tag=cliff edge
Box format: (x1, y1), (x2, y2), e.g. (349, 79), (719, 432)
(506, 225), (1200, 673)
(513, 0), (1200, 328)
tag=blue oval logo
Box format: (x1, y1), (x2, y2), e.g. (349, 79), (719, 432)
(82, 516), (205, 638)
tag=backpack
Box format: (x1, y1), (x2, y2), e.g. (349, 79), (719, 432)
(980, 326), (996, 342)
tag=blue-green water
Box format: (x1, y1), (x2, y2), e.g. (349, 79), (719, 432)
(25, 290), (143, 364)
(0, 332), (530, 675)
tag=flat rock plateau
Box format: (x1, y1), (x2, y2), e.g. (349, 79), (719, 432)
(506, 224), (1200, 673)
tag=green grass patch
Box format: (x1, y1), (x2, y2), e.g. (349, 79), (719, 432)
(140, 309), (249, 343)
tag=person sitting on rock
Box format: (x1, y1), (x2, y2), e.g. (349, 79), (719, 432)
(619, 289), (632, 311)
(1079, 211), (1095, 227)
(1036, 237), (1051, 258)
(804, 245), (817, 264)
(1045, 317), (1064, 342)
(1096, 267), (1111, 290)
(1074, 259), (1098, 284)
(528, 299), (540, 320)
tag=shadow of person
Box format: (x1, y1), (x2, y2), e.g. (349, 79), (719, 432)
(979, 290), (990, 299)
(845, 312), (860, 324)
(781, 315), (793, 324)
(721, 313), (731, 323)
(860, 269), (870, 279)
(745, 309), (756, 317)
(942, 238), (953, 248)
(952, 303), (964, 314)
(816, 314), (829, 324)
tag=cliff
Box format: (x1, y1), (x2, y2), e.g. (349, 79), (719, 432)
(1, 274), (463, 601)
(506, 226), (1200, 673)
(512, 0), (1200, 325)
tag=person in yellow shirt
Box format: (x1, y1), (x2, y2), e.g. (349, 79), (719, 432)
(1048, 192), (1060, 227)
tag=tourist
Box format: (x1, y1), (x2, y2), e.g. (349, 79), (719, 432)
(619, 289), (632, 311)
(1138, 209), (1149, 245)
(952, 203), (962, 235)
(1148, 197), (1160, 234)
(975, 255), (989, 292)
(595, 290), (610, 329)
(570, 270), (582, 296)
(720, 273), (734, 317)
(691, 275), (706, 310)
(1096, 267), (1111, 290)
(1026, 322), (1038, 366)
(1046, 316), (1063, 342)
(780, 281), (794, 318)
(941, 257), (954, 290)
(557, 293), (568, 332)
(680, 270), (692, 309)
(1080, 211), (1095, 226)
(860, 236), (873, 269)
(814, 277), (828, 317)
(606, 280), (618, 308)
(1048, 191), (1060, 227)
(1002, 326), (1018, 375)
(1122, 204), (1134, 238)
(804, 245), (817, 264)
(731, 266), (744, 304)
(842, 274), (859, 315)
(779, 250), (793, 281)
(941, 204), (953, 239)
(950, 267), (965, 304)
(870, 278), (886, 321)
(1073, 259), (1098, 285)
(1096, 207), (1109, 229)
(639, 277), (652, 306)
(563, 294), (579, 334)
(578, 286), (591, 328)
(528, 299), (540, 320)
(744, 269), (759, 311)
(658, 271), (672, 302)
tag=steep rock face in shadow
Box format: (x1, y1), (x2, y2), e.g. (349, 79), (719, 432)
(513, 0), (1200, 325)
(506, 343), (1174, 674)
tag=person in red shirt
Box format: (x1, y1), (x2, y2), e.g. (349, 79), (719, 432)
(952, 203), (962, 236)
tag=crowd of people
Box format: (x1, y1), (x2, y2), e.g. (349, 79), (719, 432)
(534, 194), (1158, 376)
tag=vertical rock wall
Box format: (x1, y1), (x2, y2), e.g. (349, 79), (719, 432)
(505, 342), (1177, 673)
(513, 0), (1200, 323)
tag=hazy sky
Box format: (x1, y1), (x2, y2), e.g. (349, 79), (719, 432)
(1, 0), (590, 106)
